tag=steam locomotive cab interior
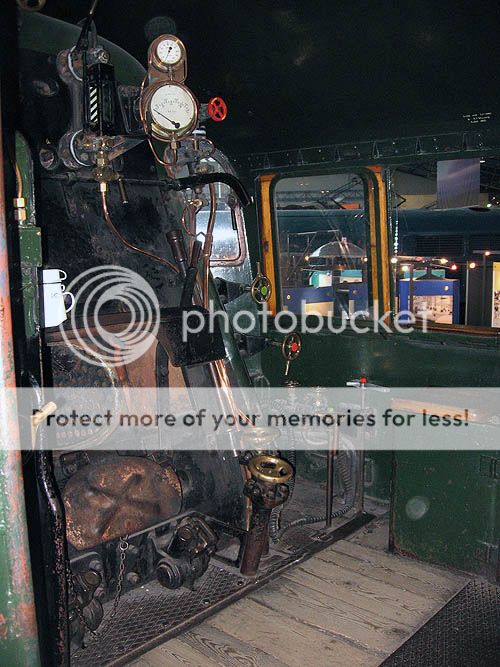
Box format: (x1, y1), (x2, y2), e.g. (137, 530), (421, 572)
(0, 3), (499, 667)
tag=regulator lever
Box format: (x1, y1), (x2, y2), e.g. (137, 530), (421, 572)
(169, 173), (252, 208)
(75, 0), (101, 53)
(180, 240), (202, 308)
(166, 229), (189, 277)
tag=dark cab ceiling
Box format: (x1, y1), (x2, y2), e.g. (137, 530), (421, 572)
(36, 1), (500, 156)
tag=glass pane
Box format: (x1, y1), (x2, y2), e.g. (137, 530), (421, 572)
(275, 173), (369, 317)
(189, 157), (245, 265)
(196, 208), (243, 263)
(389, 157), (500, 327)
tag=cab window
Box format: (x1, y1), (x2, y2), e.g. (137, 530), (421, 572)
(389, 156), (500, 327)
(190, 157), (247, 266)
(274, 173), (370, 317)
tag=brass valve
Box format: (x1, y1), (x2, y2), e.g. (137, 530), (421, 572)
(240, 453), (293, 576)
(13, 197), (27, 223)
(248, 454), (293, 484)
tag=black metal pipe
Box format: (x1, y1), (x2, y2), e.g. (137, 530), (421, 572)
(326, 421), (341, 527)
(35, 445), (70, 667)
(170, 173), (252, 208)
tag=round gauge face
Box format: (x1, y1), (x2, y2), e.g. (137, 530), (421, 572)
(149, 84), (197, 136)
(156, 38), (183, 65)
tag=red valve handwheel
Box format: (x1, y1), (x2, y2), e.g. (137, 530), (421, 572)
(208, 97), (228, 122)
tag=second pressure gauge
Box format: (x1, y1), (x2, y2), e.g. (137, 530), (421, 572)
(141, 82), (198, 140)
(149, 34), (187, 75)
(156, 38), (182, 65)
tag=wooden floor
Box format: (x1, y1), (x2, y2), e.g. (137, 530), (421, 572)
(129, 516), (468, 667)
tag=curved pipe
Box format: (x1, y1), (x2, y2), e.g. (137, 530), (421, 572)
(100, 186), (179, 274)
(170, 172), (252, 208)
(202, 183), (217, 307)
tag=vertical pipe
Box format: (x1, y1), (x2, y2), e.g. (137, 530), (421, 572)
(357, 385), (367, 513)
(0, 102), (41, 665)
(408, 263), (414, 316)
(202, 183), (217, 308)
(240, 510), (270, 576)
(481, 253), (487, 325)
(465, 263), (470, 325)
(325, 421), (339, 528)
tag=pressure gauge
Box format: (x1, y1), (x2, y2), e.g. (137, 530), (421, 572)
(141, 82), (198, 140)
(156, 38), (182, 65)
(149, 34), (187, 76)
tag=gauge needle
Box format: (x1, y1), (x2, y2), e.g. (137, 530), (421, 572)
(153, 108), (180, 128)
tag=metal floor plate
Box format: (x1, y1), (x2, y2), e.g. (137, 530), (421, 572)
(71, 512), (373, 667)
(382, 579), (500, 667)
(72, 565), (249, 667)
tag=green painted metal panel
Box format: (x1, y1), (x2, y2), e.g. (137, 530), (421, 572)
(365, 451), (393, 501)
(262, 326), (500, 388)
(392, 450), (500, 577)
(0, 453), (41, 667)
(16, 133), (42, 340)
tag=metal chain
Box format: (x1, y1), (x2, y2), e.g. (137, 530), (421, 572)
(67, 535), (129, 644)
(66, 559), (98, 639)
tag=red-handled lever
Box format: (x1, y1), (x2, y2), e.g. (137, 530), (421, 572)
(207, 97), (228, 122)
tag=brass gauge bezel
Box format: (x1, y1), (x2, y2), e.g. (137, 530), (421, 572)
(148, 34), (187, 81)
(140, 80), (199, 142)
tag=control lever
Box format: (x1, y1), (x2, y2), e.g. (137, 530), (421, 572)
(267, 332), (302, 378)
(166, 230), (202, 306)
(75, 0), (101, 53)
(166, 229), (189, 277)
(281, 332), (302, 377)
(346, 378), (390, 392)
(240, 454), (293, 576)
(180, 241), (202, 308)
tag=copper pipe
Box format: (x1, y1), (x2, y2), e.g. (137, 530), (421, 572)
(0, 99), (41, 664)
(15, 161), (22, 198)
(100, 184), (179, 274)
(202, 183), (216, 307)
(114, 124), (251, 518)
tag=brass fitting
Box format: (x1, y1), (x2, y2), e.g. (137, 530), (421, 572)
(13, 197), (27, 223)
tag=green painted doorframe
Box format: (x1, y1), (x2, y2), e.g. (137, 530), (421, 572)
(0, 103), (41, 665)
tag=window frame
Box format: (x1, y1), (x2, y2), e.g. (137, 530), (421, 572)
(257, 166), (389, 317)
